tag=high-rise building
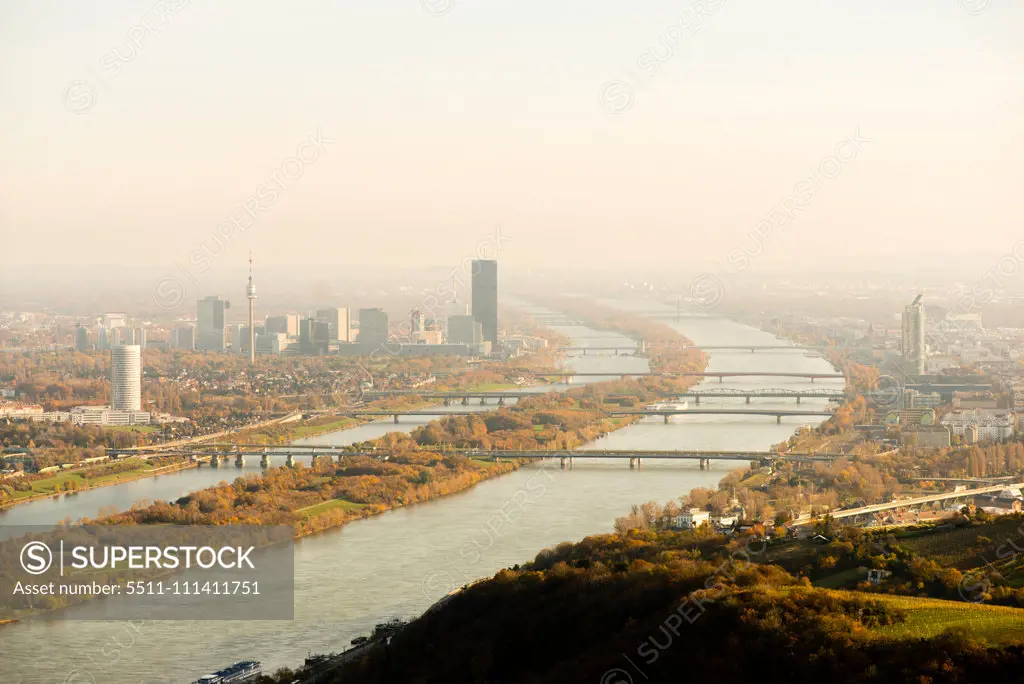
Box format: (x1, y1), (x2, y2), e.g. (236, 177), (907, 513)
(448, 314), (482, 346)
(110, 345), (142, 411)
(299, 318), (330, 355)
(104, 312), (128, 329)
(902, 294), (926, 376)
(97, 326), (109, 351)
(358, 308), (389, 346)
(75, 325), (90, 352)
(316, 308), (351, 343)
(125, 327), (146, 348)
(197, 296), (228, 351)
(171, 325), (196, 350)
(471, 259), (498, 346)
(255, 333), (288, 355)
(265, 314), (300, 336)
(411, 309), (425, 335)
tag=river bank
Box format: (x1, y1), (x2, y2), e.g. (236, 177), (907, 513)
(0, 458), (196, 511)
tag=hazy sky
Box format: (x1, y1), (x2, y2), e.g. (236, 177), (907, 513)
(2, 1), (1022, 278)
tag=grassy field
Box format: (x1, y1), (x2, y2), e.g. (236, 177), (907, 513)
(102, 425), (161, 434)
(853, 591), (1024, 644)
(297, 498), (367, 518)
(900, 515), (1024, 567)
(3, 458), (166, 501)
(289, 417), (357, 439)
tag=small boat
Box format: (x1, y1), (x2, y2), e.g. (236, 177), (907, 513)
(193, 661), (262, 684)
(647, 401), (689, 422)
(647, 400), (689, 412)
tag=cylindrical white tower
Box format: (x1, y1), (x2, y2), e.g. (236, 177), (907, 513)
(110, 344), (142, 411)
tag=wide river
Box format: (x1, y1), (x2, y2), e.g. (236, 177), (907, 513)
(2, 304), (843, 684)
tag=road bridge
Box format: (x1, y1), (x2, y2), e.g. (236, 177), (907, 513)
(361, 390), (536, 405)
(328, 407), (835, 424)
(607, 408), (834, 424)
(677, 388), (846, 404)
(789, 482), (1024, 527)
(107, 446), (844, 470)
(519, 371), (846, 383)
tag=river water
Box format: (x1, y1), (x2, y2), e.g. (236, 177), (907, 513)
(2, 307), (842, 684)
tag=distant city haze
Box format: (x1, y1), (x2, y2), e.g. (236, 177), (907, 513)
(1, 0), (1022, 278)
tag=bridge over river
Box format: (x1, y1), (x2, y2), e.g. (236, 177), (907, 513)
(107, 446), (846, 470)
(326, 406), (835, 424)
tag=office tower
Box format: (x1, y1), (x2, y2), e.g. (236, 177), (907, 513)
(109, 327), (123, 348)
(448, 314), (483, 346)
(902, 294), (926, 376)
(265, 315), (299, 336)
(411, 309), (425, 334)
(171, 325), (196, 350)
(75, 325), (89, 352)
(299, 318), (330, 355)
(316, 307), (351, 342)
(104, 312), (127, 329)
(246, 253), (257, 364)
(110, 345), (142, 411)
(358, 308), (389, 346)
(471, 259), (498, 345)
(125, 326), (146, 348)
(231, 324), (246, 353)
(197, 296), (228, 351)
(255, 333), (288, 355)
(97, 326), (109, 351)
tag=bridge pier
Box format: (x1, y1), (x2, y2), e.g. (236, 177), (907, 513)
(777, 415), (782, 424)
(393, 414), (400, 424)
(235, 454), (245, 468)
(629, 457), (641, 469)
(443, 398), (451, 406)
(462, 397), (470, 405)
(210, 454), (221, 468)
(480, 397), (487, 405)
(718, 376), (724, 383)
(695, 396), (700, 406)
(664, 415), (670, 424)
(566, 376), (573, 385)
(261, 449), (271, 469)
(498, 397), (505, 406)
(286, 454), (296, 468)
(745, 396), (751, 404)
